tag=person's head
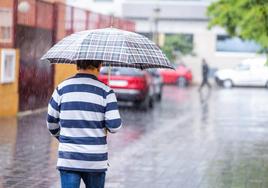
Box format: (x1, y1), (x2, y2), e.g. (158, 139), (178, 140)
(76, 60), (103, 73)
(202, 58), (207, 65)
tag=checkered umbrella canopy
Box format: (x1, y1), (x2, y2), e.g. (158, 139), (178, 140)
(41, 28), (174, 70)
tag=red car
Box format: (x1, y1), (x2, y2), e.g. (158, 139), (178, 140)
(159, 64), (192, 87)
(98, 67), (155, 110)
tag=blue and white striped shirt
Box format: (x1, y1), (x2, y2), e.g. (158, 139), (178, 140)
(46, 73), (122, 172)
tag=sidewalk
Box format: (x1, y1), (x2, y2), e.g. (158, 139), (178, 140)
(2, 87), (268, 188)
(106, 88), (268, 188)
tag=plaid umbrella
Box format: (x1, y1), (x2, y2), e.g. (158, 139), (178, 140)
(41, 28), (174, 70)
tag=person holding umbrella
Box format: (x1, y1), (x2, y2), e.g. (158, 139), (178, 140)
(42, 28), (174, 188)
(46, 59), (121, 188)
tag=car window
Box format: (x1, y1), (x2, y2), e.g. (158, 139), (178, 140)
(100, 67), (144, 76)
(236, 64), (250, 71)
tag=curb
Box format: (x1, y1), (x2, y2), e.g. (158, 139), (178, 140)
(17, 107), (47, 117)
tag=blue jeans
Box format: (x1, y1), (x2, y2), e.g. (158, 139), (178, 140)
(59, 170), (106, 188)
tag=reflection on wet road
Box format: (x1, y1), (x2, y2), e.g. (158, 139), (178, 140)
(1, 86), (268, 188)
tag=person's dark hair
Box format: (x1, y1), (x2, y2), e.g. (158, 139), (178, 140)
(76, 60), (102, 70)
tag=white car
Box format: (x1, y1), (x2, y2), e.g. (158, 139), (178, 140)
(215, 58), (268, 88)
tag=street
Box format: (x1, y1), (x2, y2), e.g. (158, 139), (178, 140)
(1, 86), (268, 188)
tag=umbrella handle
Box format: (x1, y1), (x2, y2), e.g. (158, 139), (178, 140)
(108, 64), (111, 86)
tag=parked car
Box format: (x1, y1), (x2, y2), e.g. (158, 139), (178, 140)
(147, 69), (164, 101)
(159, 63), (193, 87)
(215, 57), (268, 88)
(98, 67), (155, 109)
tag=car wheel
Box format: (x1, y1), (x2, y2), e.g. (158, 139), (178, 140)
(149, 96), (154, 108)
(157, 92), (162, 101)
(223, 79), (233, 88)
(136, 96), (150, 110)
(265, 81), (268, 88)
(176, 77), (187, 87)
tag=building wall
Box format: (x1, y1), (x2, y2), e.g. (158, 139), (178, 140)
(0, 0), (13, 7)
(54, 64), (77, 86)
(0, 49), (19, 117)
(17, 0), (36, 26)
(66, 0), (124, 16)
(0, 0), (15, 48)
(55, 3), (66, 41)
(16, 26), (54, 111)
(0, 1), (18, 117)
(16, 1), (67, 111)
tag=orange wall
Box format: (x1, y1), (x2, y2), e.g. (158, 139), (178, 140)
(0, 0), (14, 48)
(0, 49), (19, 117)
(0, 0), (13, 8)
(54, 64), (77, 86)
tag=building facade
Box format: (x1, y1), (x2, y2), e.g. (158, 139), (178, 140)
(65, 0), (262, 83)
(0, 0), (135, 117)
(66, 0), (124, 17)
(121, 0), (262, 83)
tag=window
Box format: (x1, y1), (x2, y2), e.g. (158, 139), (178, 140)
(0, 27), (11, 41)
(138, 32), (153, 40)
(1, 49), (16, 84)
(216, 35), (261, 53)
(0, 9), (12, 43)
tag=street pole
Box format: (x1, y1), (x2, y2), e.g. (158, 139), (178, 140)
(153, 7), (160, 46)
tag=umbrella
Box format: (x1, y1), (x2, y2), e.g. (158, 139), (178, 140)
(41, 28), (174, 70)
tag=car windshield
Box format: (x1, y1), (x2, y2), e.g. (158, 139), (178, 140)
(235, 63), (250, 70)
(100, 67), (144, 76)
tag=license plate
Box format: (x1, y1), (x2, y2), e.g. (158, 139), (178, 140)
(109, 80), (128, 87)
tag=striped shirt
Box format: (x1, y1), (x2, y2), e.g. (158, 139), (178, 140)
(46, 73), (122, 172)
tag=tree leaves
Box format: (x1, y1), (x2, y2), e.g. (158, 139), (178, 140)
(207, 0), (268, 53)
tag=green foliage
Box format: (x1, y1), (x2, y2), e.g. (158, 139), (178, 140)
(161, 34), (194, 62)
(207, 0), (268, 54)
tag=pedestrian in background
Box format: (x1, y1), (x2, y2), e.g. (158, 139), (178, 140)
(46, 60), (122, 188)
(199, 58), (211, 91)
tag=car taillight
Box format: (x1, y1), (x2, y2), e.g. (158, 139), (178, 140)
(127, 76), (148, 90)
(98, 77), (108, 85)
(185, 71), (192, 80)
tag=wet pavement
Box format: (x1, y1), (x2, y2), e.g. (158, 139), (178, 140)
(1, 86), (268, 188)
